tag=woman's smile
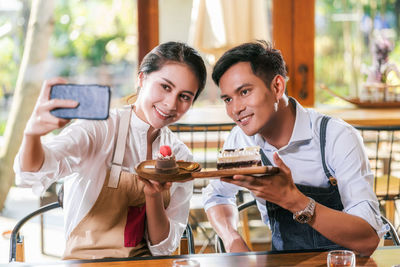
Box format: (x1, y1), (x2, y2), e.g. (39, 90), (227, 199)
(154, 105), (174, 120)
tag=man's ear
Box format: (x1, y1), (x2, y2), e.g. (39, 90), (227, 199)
(272, 75), (286, 101)
(138, 72), (145, 88)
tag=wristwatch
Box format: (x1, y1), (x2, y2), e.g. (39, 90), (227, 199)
(293, 197), (316, 223)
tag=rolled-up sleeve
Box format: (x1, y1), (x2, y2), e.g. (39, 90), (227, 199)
(345, 200), (390, 239)
(14, 144), (63, 196)
(14, 119), (101, 196)
(328, 122), (389, 238)
(202, 179), (240, 211)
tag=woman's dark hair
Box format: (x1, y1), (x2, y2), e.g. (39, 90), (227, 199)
(212, 40), (287, 89)
(139, 41), (207, 102)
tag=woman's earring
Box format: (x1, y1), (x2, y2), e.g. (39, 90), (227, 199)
(274, 102), (279, 112)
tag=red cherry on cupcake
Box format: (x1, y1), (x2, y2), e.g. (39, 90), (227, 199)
(160, 145), (172, 157)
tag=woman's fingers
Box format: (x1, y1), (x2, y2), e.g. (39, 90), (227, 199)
(44, 98), (79, 113)
(138, 176), (171, 194)
(41, 113), (71, 127)
(39, 78), (68, 101)
(24, 78), (75, 137)
(163, 182), (172, 190)
(151, 180), (172, 191)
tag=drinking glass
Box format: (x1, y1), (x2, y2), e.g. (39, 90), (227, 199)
(327, 250), (355, 267)
(172, 259), (200, 267)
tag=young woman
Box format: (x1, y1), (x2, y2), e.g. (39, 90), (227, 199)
(14, 42), (207, 259)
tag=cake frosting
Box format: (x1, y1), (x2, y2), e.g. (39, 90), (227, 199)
(155, 145), (178, 174)
(217, 146), (261, 170)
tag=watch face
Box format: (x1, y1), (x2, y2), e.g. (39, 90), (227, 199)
(296, 212), (311, 223)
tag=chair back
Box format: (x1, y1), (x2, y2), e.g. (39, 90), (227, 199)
(169, 123), (236, 168)
(169, 123), (235, 192)
(215, 200), (258, 253)
(381, 216), (400, 246)
(354, 125), (400, 201)
(9, 202), (61, 262)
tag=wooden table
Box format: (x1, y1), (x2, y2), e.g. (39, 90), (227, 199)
(180, 105), (400, 127)
(27, 247), (400, 267)
(318, 106), (400, 127)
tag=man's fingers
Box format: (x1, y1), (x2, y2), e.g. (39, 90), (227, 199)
(220, 176), (259, 191)
(232, 174), (254, 181)
(273, 152), (290, 174)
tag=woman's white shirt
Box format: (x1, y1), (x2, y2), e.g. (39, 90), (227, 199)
(14, 108), (193, 256)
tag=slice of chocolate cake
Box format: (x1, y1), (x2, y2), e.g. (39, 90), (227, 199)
(217, 146), (262, 170)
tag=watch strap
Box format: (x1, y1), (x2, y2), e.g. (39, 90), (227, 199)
(292, 197), (316, 223)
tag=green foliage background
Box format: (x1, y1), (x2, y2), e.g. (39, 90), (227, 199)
(0, 0), (138, 135)
(315, 0), (400, 105)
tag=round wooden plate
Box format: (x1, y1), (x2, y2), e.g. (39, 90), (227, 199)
(135, 160), (202, 182)
(135, 160), (279, 182)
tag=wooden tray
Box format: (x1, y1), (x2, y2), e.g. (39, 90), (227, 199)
(135, 160), (279, 182)
(320, 83), (400, 108)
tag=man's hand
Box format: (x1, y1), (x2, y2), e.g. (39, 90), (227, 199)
(221, 152), (308, 212)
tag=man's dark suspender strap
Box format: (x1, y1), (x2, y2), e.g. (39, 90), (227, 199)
(259, 115), (336, 185)
(320, 116), (337, 185)
(260, 148), (272, 166)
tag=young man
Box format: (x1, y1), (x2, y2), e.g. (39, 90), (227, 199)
(202, 41), (388, 256)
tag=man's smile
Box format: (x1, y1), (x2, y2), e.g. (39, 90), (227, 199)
(237, 114), (253, 126)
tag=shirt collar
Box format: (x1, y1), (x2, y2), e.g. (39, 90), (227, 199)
(255, 97), (312, 150)
(288, 97), (312, 144)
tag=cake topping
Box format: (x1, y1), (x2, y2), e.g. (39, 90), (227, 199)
(160, 145), (172, 157)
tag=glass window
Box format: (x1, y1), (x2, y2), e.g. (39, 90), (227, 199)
(0, 0), (138, 135)
(315, 0), (400, 105)
(159, 0), (272, 106)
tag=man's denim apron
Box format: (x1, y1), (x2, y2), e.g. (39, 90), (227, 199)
(261, 116), (347, 251)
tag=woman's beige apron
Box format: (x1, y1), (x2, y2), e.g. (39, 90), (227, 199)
(63, 106), (170, 260)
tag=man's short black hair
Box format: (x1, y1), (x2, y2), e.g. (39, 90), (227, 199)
(212, 40), (287, 89)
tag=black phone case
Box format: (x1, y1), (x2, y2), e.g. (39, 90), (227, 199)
(50, 84), (111, 120)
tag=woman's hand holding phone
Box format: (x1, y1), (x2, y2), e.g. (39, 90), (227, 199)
(24, 78), (79, 137)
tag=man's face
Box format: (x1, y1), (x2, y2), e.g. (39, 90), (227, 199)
(219, 62), (276, 136)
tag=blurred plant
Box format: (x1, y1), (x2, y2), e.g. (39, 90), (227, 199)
(51, 0), (137, 73)
(366, 38), (400, 85)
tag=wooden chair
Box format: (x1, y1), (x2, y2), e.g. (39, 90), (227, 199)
(169, 123), (236, 170)
(9, 201), (61, 262)
(381, 216), (400, 246)
(354, 125), (400, 227)
(215, 199), (259, 253)
(215, 200), (400, 252)
(9, 187), (195, 262)
(169, 123), (236, 252)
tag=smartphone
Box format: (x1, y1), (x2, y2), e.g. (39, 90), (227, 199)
(50, 84), (111, 120)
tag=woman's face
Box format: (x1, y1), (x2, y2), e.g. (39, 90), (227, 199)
(135, 62), (199, 129)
